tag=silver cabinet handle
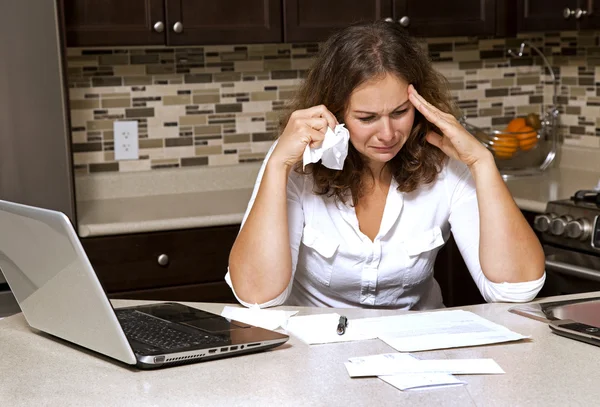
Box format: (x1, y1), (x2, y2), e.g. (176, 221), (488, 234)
(153, 21), (164, 33)
(564, 7), (574, 19)
(398, 16), (410, 27)
(384, 17), (394, 23)
(173, 21), (184, 33)
(157, 254), (169, 267)
(575, 8), (588, 19)
(564, 7), (588, 19)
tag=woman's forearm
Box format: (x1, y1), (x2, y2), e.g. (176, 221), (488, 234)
(469, 154), (545, 283)
(228, 160), (294, 304)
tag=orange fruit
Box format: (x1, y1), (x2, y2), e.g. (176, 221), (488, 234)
(505, 118), (527, 133)
(491, 134), (518, 159)
(515, 125), (538, 151)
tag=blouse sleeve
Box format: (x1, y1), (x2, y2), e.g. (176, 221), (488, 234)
(224, 141), (305, 308)
(446, 160), (545, 303)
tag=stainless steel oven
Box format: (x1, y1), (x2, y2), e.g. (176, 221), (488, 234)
(534, 190), (600, 297)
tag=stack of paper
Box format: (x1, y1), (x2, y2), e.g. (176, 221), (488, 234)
(285, 309), (528, 351)
(345, 353), (504, 391)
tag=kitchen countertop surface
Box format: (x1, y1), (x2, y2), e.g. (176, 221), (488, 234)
(1, 292), (600, 406)
(76, 163), (600, 238)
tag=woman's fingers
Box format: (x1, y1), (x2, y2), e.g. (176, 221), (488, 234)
(408, 85), (453, 131)
(305, 117), (329, 132)
(297, 105), (339, 130)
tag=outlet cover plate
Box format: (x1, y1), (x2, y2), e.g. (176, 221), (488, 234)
(114, 121), (139, 160)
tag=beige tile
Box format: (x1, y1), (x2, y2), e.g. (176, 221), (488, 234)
(104, 130), (114, 141)
(209, 154), (239, 166)
(163, 95), (191, 105)
(251, 91), (277, 101)
(234, 60), (264, 72)
(479, 108), (502, 116)
(180, 115), (208, 126)
(264, 59), (292, 71)
(73, 151), (104, 165)
(113, 65), (146, 76)
(195, 145), (223, 155)
(224, 134), (250, 143)
(236, 118), (266, 133)
(450, 50), (480, 62)
(139, 139), (163, 149)
(163, 146), (194, 158)
(571, 87), (586, 97)
(101, 98), (131, 108)
(266, 111), (282, 122)
(71, 132), (87, 143)
(194, 125), (222, 135)
(517, 76), (540, 86)
(151, 158), (180, 166)
(124, 77), (153, 86)
(103, 92), (131, 99)
(517, 105), (542, 115)
(87, 120), (114, 131)
(291, 58), (314, 70)
(193, 94), (220, 104)
(104, 151), (114, 162)
(71, 99), (100, 110)
(491, 78), (514, 87)
(119, 160), (152, 172)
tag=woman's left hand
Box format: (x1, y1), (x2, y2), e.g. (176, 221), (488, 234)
(408, 84), (491, 168)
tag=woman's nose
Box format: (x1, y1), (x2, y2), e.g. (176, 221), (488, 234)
(377, 117), (395, 142)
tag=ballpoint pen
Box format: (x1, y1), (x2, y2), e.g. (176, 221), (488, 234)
(337, 315), (348, 335)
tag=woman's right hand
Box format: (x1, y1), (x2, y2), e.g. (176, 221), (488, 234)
(270, 105), (339, 169)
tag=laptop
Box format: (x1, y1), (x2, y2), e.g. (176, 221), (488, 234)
(548, 299), (600, 348)
(0, 199), (288, 369)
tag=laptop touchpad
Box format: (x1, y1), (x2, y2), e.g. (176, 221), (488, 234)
(183, 317), (250, 332)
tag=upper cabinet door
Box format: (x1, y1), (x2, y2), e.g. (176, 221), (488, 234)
(393, 0), (496, 37)
(516, 0), (578, 31)
(283, 0), (392, 43)
(576, 0), (600, 30)
(64, 0), (166, 46)
(165, 0), (282, 45)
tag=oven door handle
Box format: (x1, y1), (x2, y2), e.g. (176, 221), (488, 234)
(545, 259), (600, 282)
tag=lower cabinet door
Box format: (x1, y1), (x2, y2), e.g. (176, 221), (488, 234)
(81, 225), (240, 303)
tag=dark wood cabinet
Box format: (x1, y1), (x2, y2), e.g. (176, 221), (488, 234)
(283, 0), (392, 43)
(393, 0), (498, 37)
(516, 0), (594, 32)
(64, 0), (166, 46)
(434, 209), (542, 307)
(63, 0), (281, 46)
(81, 225), (239, 303)
(166, 0), (282, 45)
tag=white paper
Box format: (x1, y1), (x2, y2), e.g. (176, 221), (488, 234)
(221, 305), (298, 331)
(285, 313), (376, 344)
(345, 353), (504, 377)
(355, 309), (528, 352)
(302, 124), (349, 170)
(379, 373), (466, 391)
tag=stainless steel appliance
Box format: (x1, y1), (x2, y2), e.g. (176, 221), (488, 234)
(534, 190), (600, 296)
(0, 0), (74, 316)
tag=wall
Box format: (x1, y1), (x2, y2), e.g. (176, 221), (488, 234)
(67, 31), (600, 175)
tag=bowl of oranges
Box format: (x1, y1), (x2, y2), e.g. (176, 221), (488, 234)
(461, 112), (557, 175)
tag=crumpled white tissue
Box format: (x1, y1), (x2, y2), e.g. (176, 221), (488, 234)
(302, 124), (349, 170)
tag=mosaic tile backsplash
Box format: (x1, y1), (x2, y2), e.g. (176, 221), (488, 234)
(67, 31), (600, 174)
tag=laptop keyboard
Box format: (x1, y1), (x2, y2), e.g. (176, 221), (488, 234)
(116, 309), (225, 351)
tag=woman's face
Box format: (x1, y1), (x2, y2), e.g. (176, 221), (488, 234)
(343, 73), (415, 169)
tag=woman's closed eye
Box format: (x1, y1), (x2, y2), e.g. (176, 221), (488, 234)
(357, 109), (408, 123)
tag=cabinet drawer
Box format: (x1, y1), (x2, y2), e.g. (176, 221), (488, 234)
(81, 225), (239, 293)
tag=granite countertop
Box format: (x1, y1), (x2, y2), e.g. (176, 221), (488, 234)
(2, 292), (600, 406)
(75, 148), (600, 237)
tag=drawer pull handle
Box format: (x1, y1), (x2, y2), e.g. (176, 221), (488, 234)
(157, 254), (169, 267)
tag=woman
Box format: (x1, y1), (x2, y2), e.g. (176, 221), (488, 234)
(226, 20), (545, 309)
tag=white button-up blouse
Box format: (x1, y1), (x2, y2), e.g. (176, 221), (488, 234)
(225, 144), (545, 310)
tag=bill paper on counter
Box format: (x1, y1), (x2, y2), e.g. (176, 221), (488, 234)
(373, 310), (528, 352)
(220, 305), (298, 331)
(285, 309), (527, 350)
(285, 313), (377, 344)
(345, 353), (505, 377)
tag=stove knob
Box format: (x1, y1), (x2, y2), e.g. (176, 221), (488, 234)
(534, 213), (556, 233)
(566, 218), (591, 240)
(550, 215), (572, 236)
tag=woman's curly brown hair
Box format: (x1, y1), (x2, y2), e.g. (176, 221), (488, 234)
(279, 20), (458, 205)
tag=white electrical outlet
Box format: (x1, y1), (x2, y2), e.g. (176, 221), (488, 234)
(113, 121), (139, 160)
